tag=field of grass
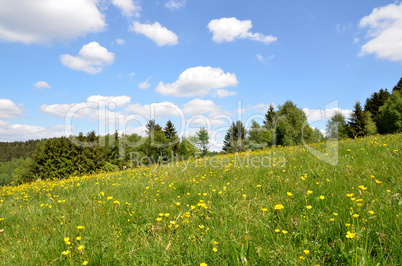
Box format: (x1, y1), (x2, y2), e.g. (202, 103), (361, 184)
(0, 134), (401, 265)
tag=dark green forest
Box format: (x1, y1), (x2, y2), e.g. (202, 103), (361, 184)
(1, 77), (401, 186)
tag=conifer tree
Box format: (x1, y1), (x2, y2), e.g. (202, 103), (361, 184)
(196, 127), (209, 156)
(392, 77), (402, 92)
(263, 104), (276, 129)
(222, 121), (247, 153)
(348, 101), (366, 138)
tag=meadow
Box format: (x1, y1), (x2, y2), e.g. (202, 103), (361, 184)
(0, 134), (401, 265)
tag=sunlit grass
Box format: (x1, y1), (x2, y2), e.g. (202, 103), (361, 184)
(0, 134), (401, 265)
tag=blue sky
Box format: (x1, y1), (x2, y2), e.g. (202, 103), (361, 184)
(0, 0), (401, 150)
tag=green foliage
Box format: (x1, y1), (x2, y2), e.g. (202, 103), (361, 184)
(364, 88), (390, 133)
(0, 139), (44, 163)
(348, 102), (366, 138)
(177, 137), (200, 159)
(363, 111), (377, 136)
(247, 120), (271, 150)
(223, 121), (247, 153)
(0, 157), (32, 185)
(379, 90), (402, 133)
(263, 104), (276, 130)
(164, 120), (179, 156)
(392, 77), (402, 92)
(326, 112), (349, 139)
(196, 127), (209, 155)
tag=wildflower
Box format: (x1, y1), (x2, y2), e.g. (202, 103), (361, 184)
(346, 193), (354, 197)
(275, 229), (280, 233)
(346, 231), (355, 239)
(164, 213), (170, 217)
(191, 205), (196, 210)
(106, 196), (113, 200)
(156, 217), (162, 222)
(113, 200), (120, 205)
(306, 205), (312, 210)
(345, 223), (350, 227)
(375, 179), (382, 184)
(200, 263), (207, 266)
(319, 195), (325, 200)
(282, 230), (288, 234)
(353, 214), (359, 218)
(303, 250), (309, 254)
(170, 221), (176, 225)
(77, 226), (85, 230)
(387, 190), (391, 193)
(307, 190), (313, 194)
(77, 245), (84, 251)
(257, 185), (261, 188)
(199, 225), (205, 229)
(299, 256), (305, 260)
(213, 247), (217, 252)
(242, 194), (247, 198)
(358, 185), (367, 190)
(214, 241), (218, 245)
(176, 202), (181, 206)
(159, 213), (164, 217)
(262, 208), (268, 212)
(333, 213), (338, 216)
(368, 210), (374, 215)
(76, 236), (81, 241)
(274, 204), (284, 210)
(83, 262), (88, 266)
(287, 192), (293, 196)
(62, 250), (70, 255)
(329, 218), (335, 222)
(64, 237), (70, 243)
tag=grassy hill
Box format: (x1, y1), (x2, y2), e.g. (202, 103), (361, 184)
(0, 134), (401, 265)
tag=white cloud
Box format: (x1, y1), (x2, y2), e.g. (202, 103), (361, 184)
(114, 38), (126, 45)
(214, 89), (237, 98)
(256, 54), (264, 62)
(60, 42), (115, 74)
(130, 21), (178, 46)
(182, 98), (224, 116)
(139, 77), (151, 90)
(208, 17), (277, 44)
(303, 107), (352, 122)
(40, 95), (131, 118)
(112, 0), (141, 18)
(0, 99), (24, 119)
(125, 101), (182, 119)
(247, 103), (276, 113)
(165, 0), (186, 10)
(0, 120), (65, 141)
(359, 3), (402, 62)
(156, 66), (238, 97)
(0, 0), (105, 44)
(33, 81), (51, 89)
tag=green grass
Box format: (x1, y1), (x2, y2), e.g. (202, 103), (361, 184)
(0, 134), (401, 265)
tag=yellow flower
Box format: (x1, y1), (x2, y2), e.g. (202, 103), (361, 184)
(156, 217), (162, 222)
(346, 193), (354, 197)
(287, 192), (293, 196)
(262, 208), (268, 212)
(274, 204), (284, 210)
(346, 231), (355, 239)
(299, 256), (305, 260)
(77, 226), (85, 230)
(306, 205), (312, 210)
(77, 245), (84, 251)
(200, 263), (207, 266)
(213, 247), (218, 252)
(83, 261), (88, 266)
(345, 223), (350, 227)
(375, 179), (383, 184)
(307, 190), (313, 194)
(353, 214), (359, 218)
(159, 213), (164, 217)
(62, 250), (70, 255)
(76, 236), (81, 241)
(199, 225), (205, 229)
(358, 185), (367, 190)
(368, 210), (374, 215)
(100, 191), (105, 196)
(275, 229), (280, 233)
(170, 221), (176, 225)
(164, 213), (170, 217)
(214, 241), (218, 245)
(176, 202), (181, 206)
(190, 205), (196, 210)
(329, 218), (335, 222)
(319, 195), (325, 200)
(106, 196), (113, 200)
(333, 213), (338, 216)
(282, 230), (288, 234)
(64, 237), (70, 243)
(256, 185), (261, 188)
(113, 200), (120, 205)
(303, 249), (309, 254)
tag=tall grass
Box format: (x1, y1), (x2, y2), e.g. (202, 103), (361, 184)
(0, 134), (401, 265)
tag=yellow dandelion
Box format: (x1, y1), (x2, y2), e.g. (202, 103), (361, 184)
(274, 204), (284, 210)
(303, 249), (309, 254)
(262, 208), (268, 212)
(156, 217), (162, 222)
(213, 247), (217, 252)
(345, 223), (350, 227)
(176, 202), (181, 206)
(62, 250), (70, 255)
(368, 210), (374, 215)
(299, 256), (305, 260)
(164, 213), (170, 217)
(375, 179), (382, 184)
(77, 226), (85, 230)
(77, 245), (84, 251)
(287, 192), (293, 196)
(83, 261), (88, 266)
(106, 196), (113, 200)
(275, 229), (280, 233)
(199, 225), (205, 229)
(346, 193), (354, 197)
(113, 200), (120, 205)
(76, 236), (81, 241)
(353, 214), (359, 218)
(358, 185), (367, 190)
(319, 195), (325, 200)
(282, 230), (288, 234)
(346, 231), (355, 239)
(307, 190), (313, 194)
(306, 205), (312, 210)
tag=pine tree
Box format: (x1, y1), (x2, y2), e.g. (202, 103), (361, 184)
(146, 120), (163, 136)
(164, 120), (179, 155)
(364, 88), (390, 133)
(263, 104), (276, 129)
(222, 121), (247, 153)
(197, 127), (209, 156)
(392, 77), (402, 92)
(348, 101), (366, 138)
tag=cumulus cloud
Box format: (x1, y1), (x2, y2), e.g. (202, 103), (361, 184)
(60, 42), (115, 74)
(130, 21), (178, 46)
(113, 38), (125, 45)
(125, 101), (183, 119)
(214, 89), (237, 98)
(156, 66), (238, 97)
(40, 95), (131, 118)
(139, 77), (151, 90)
(359, 3), (402, 62)
(165, 0), (186, 10)
(33, 81), (51, 89)
(112, 0), (141, 17)
(0, 99), (24, 119)
(303, 107), (352, 122)
(0, 0), (105, 44)
(0, 120), (65, 141)
(208, 17), (277, 44)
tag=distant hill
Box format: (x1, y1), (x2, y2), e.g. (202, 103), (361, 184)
(0, 139), (45, 163)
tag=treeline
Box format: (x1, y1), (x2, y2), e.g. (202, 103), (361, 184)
(0, 139), (44, 163)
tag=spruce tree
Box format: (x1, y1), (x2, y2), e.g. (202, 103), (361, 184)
(348, 101), (366, 138)
(263, 104), (276, 129)
(392, 77), (402, 92)
(164, 120), (179, 155)
(364, 88), (390, 133)
(222, 121), (247, 153)
(196, 127), (209, 156)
